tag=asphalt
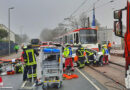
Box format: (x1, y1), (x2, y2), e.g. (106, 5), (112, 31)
(1, 51), (107, 90)
(1, 68), (107, 90)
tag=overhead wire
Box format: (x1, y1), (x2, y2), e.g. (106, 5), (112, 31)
(85, 0), (120, 14)
(69, 0), (90, 17)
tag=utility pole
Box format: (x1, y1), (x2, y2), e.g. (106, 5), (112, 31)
(8, 7), (14, 56)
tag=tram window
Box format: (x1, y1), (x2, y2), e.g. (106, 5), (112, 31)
(70, 34), (73, 44)
(74, 33), (76, 43)
(76, 33), (79, 44)
(65, 36), (67, 43)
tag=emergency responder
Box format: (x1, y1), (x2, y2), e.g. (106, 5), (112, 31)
(76, 45), (85, 68)
(21, 45), (28, 81)
(107, 41), (112, 53)
(102, 44), (109, 64)
(85, 49), (96, 65)
(14, 44), (19, 54)
(22, 45), (39, 82)
(63, 44), (74, 72)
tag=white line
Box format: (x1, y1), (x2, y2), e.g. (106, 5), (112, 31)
(76, 68), (100, 90)
(21, 81), (27, 88)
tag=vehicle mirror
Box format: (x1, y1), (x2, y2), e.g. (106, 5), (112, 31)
(114, 21), (124, 37)
(114, 10), (122, 19)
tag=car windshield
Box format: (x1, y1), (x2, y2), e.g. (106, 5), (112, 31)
(79, 29), (97, 44)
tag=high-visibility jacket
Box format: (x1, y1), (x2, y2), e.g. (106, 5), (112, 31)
(102, 47), (109, 55)
(77, 47), (85, 57)
(108, 43), (112, 48)
(63, 47), (70, 58)
(25, 49), (37, 66)
(85, 49), (94, 56)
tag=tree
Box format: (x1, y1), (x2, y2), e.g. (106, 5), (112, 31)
(15, 34), (29, 44)
(79, 12), (88, 28)
(40, 28), (53, 41)
(22, 34), (29, 43)
(0, 29), (8, 39)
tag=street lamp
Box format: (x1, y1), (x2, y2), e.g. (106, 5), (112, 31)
(8, 7), (14, 56)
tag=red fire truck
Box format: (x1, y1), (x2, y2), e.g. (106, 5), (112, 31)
(113, 0), (130, 88)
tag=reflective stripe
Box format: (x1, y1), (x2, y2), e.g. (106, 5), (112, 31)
(25, 49), (36, 65)
(28, 73), (37, 78)
(78, 61), (85, 68)
(78, 49), (84, 57)
(85, 50), (94, 56)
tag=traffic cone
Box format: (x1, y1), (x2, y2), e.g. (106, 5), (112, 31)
(0, 76), (3, 87)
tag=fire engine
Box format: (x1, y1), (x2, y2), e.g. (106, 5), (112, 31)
(113, 0), (130, 88)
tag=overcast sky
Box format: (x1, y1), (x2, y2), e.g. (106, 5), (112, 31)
(0, 0), (126, 38)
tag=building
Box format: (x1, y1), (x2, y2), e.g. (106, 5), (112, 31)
(97, 27), (121, 48)
(0, 24), (15, 43)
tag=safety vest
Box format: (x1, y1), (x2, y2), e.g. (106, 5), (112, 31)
(77, 47), (84, 57)
(85, 50), (94, 56)
(63, 47), (70, 58)
(108, 43), (112, 48)
(25, 49), (37, 66)
(102, 48), (109, 55)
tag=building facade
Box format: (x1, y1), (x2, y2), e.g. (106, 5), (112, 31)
(97, 27), (121, 48)
(0, 24), (15, 43)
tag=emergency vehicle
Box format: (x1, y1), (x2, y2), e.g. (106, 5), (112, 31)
(113, 0), (130, 89)
(30, 39), (41, 50)
(54, 27), (99, 51)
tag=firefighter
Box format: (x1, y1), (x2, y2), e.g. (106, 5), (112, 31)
(102, 44), (109, 64)
(85, 49), (96, 65)
(76, 45), (85, 68)
(63, 44), (74, 72)
(21, 45), (28, 81)
(22, 45), (39, 82)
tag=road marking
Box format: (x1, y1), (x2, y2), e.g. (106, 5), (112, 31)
(21, 81), (27, 88)
(76, 68), (100, 90)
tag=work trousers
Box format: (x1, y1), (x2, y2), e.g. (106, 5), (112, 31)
(65, 58), (73, 68)
(23, 65), (28, 81)
(23, 64), (37, 82)
(78, 57), (85, 68)
(103, 55), (109, 64)
(88, 55), (96, 64)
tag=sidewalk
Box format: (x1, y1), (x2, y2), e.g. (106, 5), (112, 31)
(0, 51), (22, 60)
(110, 55), (125, 66)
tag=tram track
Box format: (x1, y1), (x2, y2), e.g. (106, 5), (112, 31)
(88, 66), (126, 89)
(109, 61), (125, 68)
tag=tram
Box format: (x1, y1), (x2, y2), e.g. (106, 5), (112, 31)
(54, 27), (99, 51)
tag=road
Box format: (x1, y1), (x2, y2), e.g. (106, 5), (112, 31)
(1, 51), (113, 90)
(1, 68), (106, 90)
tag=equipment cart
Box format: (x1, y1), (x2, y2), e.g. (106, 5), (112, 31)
(40, 47), (63, 90)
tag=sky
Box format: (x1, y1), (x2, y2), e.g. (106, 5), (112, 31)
(0, 0), (127, 38)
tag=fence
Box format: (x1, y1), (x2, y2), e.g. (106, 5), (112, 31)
(0, 41), (16, 56)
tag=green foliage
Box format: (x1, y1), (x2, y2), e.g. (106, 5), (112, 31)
(0, 29), (8, 39)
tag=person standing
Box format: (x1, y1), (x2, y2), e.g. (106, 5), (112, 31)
(107, 41), (112, 53)
(22, 45), (39, 82)
(21, 45), (27, 81)
(14, 44), (19, 54)
(102, 44), (109, 65)
(76, 45), (85, 68)
(63, 44), (74, 72)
